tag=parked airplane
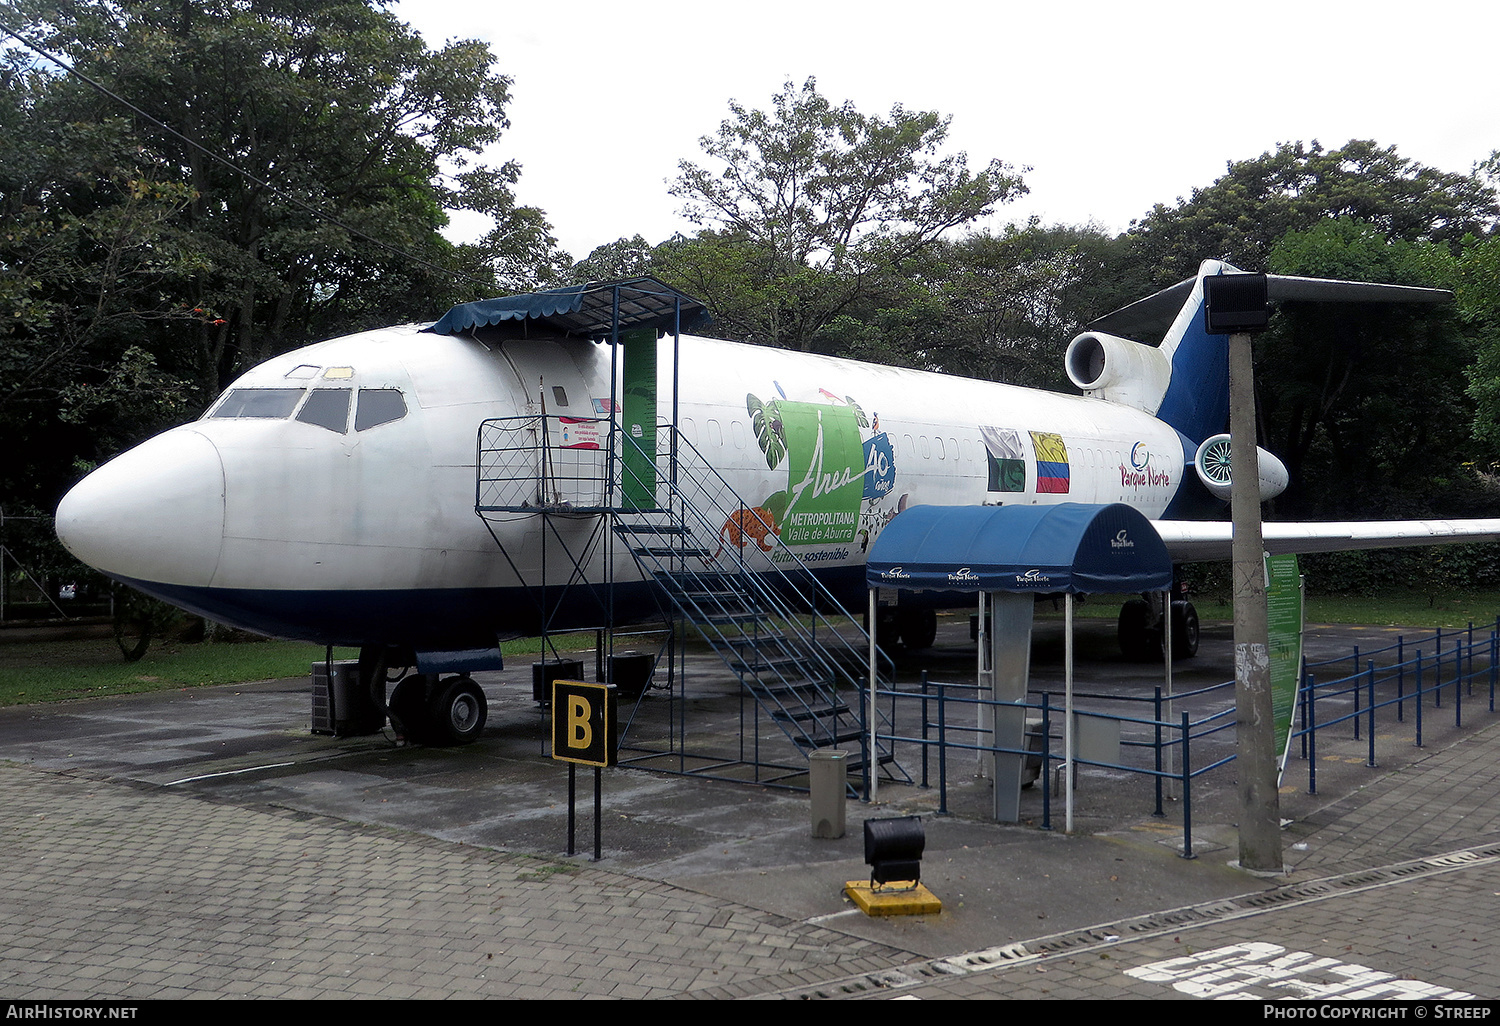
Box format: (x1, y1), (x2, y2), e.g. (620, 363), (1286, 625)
(54, 260), (1500, 742)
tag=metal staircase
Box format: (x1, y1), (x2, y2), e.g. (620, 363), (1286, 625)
(475, 413), (903, 789)
(614, 429), (903, 783)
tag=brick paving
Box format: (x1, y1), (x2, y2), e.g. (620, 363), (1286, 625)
(5, 622), (1500, 1000)
(0, 768), (905, 999)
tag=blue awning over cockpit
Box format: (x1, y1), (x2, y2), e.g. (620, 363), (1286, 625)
(426, 276), (710, 340)
(866, 503), (1172, 594)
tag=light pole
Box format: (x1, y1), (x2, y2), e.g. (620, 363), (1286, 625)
(1205, 271), (1283, 874)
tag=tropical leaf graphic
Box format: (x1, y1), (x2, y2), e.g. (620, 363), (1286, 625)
(844, 396), (870, 429)
(747, 393), (786, 469)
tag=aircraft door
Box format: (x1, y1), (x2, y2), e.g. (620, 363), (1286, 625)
(491, 340), (608, 510)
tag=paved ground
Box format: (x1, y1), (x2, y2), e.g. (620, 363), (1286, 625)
(2, 615), (1498, 1000)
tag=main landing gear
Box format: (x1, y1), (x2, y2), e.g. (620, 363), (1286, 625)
(360, 647), (488, 746)
(388, 674), (488, 746)
(1117, 594), (1199, 661)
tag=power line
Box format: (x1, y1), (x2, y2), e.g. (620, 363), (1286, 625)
(0, 21), (500, 291)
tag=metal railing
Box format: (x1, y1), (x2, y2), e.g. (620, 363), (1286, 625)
(870, 618), (1500, 857)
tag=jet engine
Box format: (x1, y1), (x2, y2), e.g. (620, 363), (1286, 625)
(1192, 434), (1289, 502)
(1064, 331), (1172, 413)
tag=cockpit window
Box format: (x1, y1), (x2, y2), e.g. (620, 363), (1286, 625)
(295, 388), (351, 433)
(354, 388), (406, 431)
(284, 364), (320, 380)
(209, 388), (306, 419)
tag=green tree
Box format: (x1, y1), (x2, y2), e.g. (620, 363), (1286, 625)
(668, 77), (1026, 351)
(1459, 224), (1500, 451)
(911, 222), (1143, 387)
(8, 0), (565, 393)
(1127, 140), (1498, 283)
(0, 0), (564, 602)
(1259, 218), (1476, 518)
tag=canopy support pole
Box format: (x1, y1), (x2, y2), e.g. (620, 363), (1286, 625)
(1065, 592), (1074, 834)
(1164, 588), (1175, 794)
(867, 587), (878, 802)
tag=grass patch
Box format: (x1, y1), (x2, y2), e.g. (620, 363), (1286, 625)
(0, 629), (609, 707)
(0, 638), (361, 706)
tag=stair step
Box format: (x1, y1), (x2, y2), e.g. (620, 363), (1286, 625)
(792, 726), (865, 747)
(677, 592), (750, 607)
(657, 570), (743, 585)
(632, 545), (713, 559)
(771, 704), (852, 724)
(700, 611), (771, 627)
(729, 655), (806, 675)
(839, 752), (900, 776)
(756, 680), (825, 699)
(720, 631), (791, 646)
(614, 522), (692, 536)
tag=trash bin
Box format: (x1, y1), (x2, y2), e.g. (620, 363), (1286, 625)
(532, 659), (584, 705)
(809, 748), (848, 838)
(607, 651), (654, 700)
(1023, 716), (1044, 788)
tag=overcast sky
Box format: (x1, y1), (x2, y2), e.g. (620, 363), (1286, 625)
(393, 0), (1500, 262)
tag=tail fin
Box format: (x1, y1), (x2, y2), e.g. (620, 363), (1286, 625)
(1149, 261), (1234, 445)
(1066, 259), (1233, 445)
(1076, 258), (1452, 445)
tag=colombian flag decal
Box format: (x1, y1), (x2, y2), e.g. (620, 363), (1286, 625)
(1029, 431), (1070, 494)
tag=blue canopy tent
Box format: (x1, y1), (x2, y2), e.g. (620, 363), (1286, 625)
(865, 503), (1173, 826)
(866, 503), (1173, 596)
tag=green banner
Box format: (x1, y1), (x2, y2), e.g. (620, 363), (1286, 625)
(620, 328), (656, 511)
(778, 400), (863, 546)
(1266, 553), (1304, 784)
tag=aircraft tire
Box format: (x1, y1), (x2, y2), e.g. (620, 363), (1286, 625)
(428, 676), (487, 746)
(1117, 598), (1161, 661)
(389, 676), (431, 744)
(898, 608), (938, 649)
(1171, 600), (1200, 660)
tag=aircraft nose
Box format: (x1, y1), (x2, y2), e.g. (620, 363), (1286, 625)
(56, 428), (226, 587)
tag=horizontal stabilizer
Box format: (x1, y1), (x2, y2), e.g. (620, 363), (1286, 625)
(1090, 271), (1452, 342)
(1153, 519), (1500, 563)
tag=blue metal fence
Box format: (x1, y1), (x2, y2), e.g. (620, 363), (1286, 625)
(1297, 619), (1500, 792)
(873, 617), (1500, 859)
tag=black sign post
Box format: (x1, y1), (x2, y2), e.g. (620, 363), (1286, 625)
(551, 679), (617, 860)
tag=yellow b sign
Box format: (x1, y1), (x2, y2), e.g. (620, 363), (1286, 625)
(551, 680), (616, 767)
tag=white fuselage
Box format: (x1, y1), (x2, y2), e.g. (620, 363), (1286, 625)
(56, 326), (1187, 647)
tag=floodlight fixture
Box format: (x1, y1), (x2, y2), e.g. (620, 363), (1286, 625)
(1205, 272), (1270, 334)
(864, 815), (925, 889)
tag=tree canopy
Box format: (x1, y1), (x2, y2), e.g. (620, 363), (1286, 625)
(1127, 140), (1499, 284)
(1, 0), (564, 542)
(665, 77), (1026, 351)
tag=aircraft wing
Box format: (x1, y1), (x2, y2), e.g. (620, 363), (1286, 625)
(1152, 519), (1500, 563)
